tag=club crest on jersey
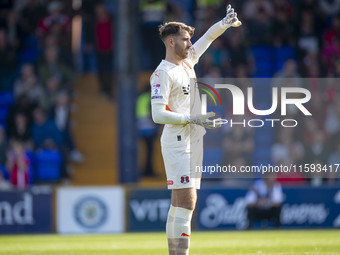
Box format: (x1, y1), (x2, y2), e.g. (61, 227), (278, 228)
(181, 175), (189, 184)
(152, 84), (161, 95)
(182, 84), (190, 95)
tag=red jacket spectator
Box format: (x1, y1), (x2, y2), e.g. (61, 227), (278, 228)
(7, 140), (30, 189)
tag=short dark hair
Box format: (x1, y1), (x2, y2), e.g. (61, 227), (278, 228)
(159, 22), (195, 42)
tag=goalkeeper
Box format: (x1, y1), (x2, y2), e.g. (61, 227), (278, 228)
(150, 4), (242, 255)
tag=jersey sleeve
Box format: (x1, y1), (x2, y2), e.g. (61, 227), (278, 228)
(150, 69), (172, 105)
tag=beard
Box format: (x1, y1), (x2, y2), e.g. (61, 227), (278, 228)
(174, 44), (189, 60)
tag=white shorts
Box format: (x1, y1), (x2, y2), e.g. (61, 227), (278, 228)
(161, 139), (203, 189)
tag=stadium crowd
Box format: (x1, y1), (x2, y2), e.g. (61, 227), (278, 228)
(139, 0), (340, 186)
(0, 0), (83, 189)
(0, 0), (339, 189)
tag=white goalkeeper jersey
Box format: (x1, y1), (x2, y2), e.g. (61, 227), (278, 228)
(150, 47), (205, 148)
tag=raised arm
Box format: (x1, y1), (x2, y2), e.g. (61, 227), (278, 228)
(192, 4), (242, 61)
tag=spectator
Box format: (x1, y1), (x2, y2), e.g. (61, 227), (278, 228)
(40, 76), (61, 112)
(81, 0), (96, 71)
(197, 52), (215, 77)
(19, 0), (46, 36)
(309, 159), (325, 186)
(276, 164), (307, 185)
(242, 0), (274, 21)
(304, 129), (331, 165)
(273, 59), (301, 87)
(273, 0), (294, 15)
(203, 38), (228, 75)
(13, 63), (44, 105)
(7, 112), (32, 148)
(297, 11), (320, 73)
(222, 156), (254, 187)
(324, 79), (337, 103)
(273, 8), (296, 46)
(36, 1), (70, 37)
(6, 94), (35, 134)
(139, 0), (167, 68)
(319, 0), (340, 17)
(93, 2), (115, 99)
(136, 85), (158, 176)
(51, 91), (84, 163)
(223, 123), (254, 165)
(324, 101), (340, 138)
(245, 175), (284, 229)
(323, 14), (340, 46)
(0, 28), (18, 91)
(31, 107), (62, 150)
(0, 126), (8, 167)
(247, 7), (274, 46)
(32, 107), (70, 180)
(0, 0), (13, 14)
(322, 37), (340, 75)
(234, 64), (251, 78)
(43, 33), (72, 65)
(5, 10), (26, 50)
(297, 0), (322, 21)
(6, 139), (30, 189)
(334, 57), (340, 77)
(328, 143), (340, 182)
(271, 129), (307, 185)
(37, 46), (74, 88)
(225, 28), (253, 76)
(307, 90), (326, 125)
(271, 128), (305, 166)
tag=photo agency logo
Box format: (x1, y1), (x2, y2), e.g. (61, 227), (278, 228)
(199, 83), (312, 128)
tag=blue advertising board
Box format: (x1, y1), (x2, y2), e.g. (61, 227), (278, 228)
(197, 186), (340, 230)
(0, 187), (52, 234)
(128, 189), (171, 231)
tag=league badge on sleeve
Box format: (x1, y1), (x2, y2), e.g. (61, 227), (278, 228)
(151, 84), (163, 99)
(152, 84), (161, 95)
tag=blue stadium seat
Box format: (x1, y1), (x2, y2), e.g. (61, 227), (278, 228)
(203, 148), (223, 177)
(0, 92), (14, 107)
(273, 46), (296, 72)
(274, 46), (295, 61)
(0, 165), (9, 180)
(0, 108), (8, 122)
(24, 36), (39, 50)
(254, 132), (274, 146)
(19, 49), (39, 64)
(252, 147), (271, 164)
(36, 149), (62, 181)
(254, 61), (273, 77)
(251, 46), (272, 62)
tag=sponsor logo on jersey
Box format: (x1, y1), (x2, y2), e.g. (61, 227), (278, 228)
(167, 180), (174, 185)
(180, 175), (189, 184)
(182, 84), (190, 95)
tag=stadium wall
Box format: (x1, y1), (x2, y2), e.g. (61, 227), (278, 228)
(0, 187), (53, 234)
(0, 186), (339, 234)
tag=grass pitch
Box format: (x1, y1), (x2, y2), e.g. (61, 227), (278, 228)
(0, 230), (339, 255)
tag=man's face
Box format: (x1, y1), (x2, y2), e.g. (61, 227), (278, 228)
(174, 30), (192, 60)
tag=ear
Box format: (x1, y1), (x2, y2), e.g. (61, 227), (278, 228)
(167, 36), (174, 48)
